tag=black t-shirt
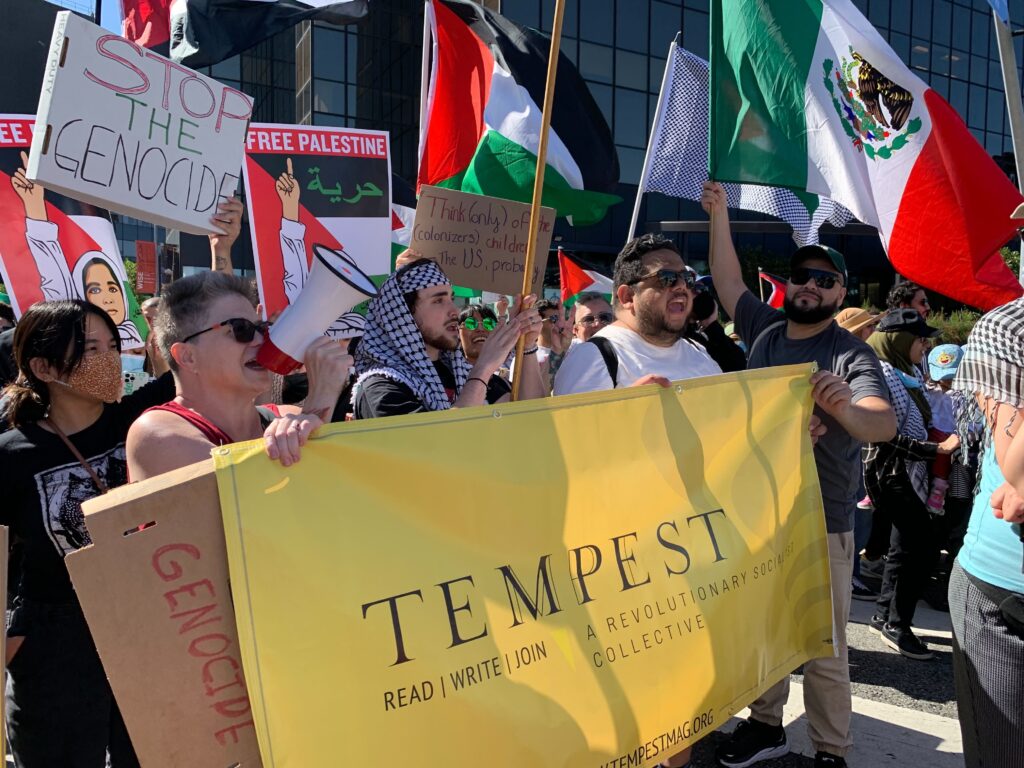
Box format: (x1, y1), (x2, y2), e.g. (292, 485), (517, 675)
(0, 373), (175, 604)
(354, 360), (509, 419)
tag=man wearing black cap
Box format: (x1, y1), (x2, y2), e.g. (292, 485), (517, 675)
(702, 182), (897, 768)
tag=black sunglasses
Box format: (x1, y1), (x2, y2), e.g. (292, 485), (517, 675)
(629, 269), (697, 290)
(790, 267), (843, 290)
(181, 317), (270, 344)
(578, 311), (614, 326)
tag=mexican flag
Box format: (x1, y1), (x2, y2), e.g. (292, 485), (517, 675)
(558, 248), (612, 306)
(709, 0), (1024, 311)
(419, 0), (621, 227)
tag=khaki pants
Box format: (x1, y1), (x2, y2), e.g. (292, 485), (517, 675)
(749, 531), (855, 757)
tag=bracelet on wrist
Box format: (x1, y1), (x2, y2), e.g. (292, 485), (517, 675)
(523, 346), (539, 356)
(466, 376), (488, 388)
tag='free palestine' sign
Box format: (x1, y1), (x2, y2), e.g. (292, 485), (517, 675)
(27, 12), (253, 235)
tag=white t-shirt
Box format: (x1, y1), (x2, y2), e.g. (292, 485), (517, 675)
(553, 324), (723, 395)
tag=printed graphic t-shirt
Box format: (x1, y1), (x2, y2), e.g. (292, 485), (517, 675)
(0, 373), (175, 603)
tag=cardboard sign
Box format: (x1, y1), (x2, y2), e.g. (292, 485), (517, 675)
(27, 12), (252, 235)
(135, 240), (157, 294)
(243, 123), (391, 322)
(411, 185), (555, 295)
(0, 113), (147, 348)
(66, 461), (263, 767)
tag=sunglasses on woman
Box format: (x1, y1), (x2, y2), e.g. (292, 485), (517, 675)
(461, 316), (497, 331)
(181, 317), (270, 344)
(629, 269), (697, 290)
(790, 267), (843, 290)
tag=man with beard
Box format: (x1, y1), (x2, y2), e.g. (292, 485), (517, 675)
(702, 182), (895, 768)
(553, 234), (722, 396)
(353, 258), (546, 418)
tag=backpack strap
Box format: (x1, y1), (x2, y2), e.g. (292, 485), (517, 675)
(747, 319), (786, 362)
(587, 336), (619, 388)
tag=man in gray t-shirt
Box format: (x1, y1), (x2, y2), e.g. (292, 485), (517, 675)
(703, 182), (896, 768)
(736, 292), (888, 533)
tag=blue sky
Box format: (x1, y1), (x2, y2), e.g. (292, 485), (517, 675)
(98, 0), (121, 32)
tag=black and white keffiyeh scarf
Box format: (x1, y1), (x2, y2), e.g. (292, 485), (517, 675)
(354, 261), (470, 412)
(954, 296), (1024, 447)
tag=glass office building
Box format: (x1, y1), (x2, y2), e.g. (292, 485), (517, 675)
(89, 0), (1021, 303)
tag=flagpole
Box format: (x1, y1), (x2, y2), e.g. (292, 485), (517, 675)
(628, 34), (679, 242)
(758, 266), (764, 302)
(992, 8), (1024, 284)
(417, 1), (434, 171)
(511, 0), (565, 402)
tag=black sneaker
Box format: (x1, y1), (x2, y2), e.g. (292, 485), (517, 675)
(851, 578), (878, 600)
(880, 623), (934, 660)
(868, 613), (887, 634)
(716, 718), (788, 767)
(815, 752), (848, 767)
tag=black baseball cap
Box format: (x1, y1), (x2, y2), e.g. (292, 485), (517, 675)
(791, 245), (848, 284)
(876, 308), (940, 338)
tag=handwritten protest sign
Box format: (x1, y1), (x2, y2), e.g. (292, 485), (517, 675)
(243, 123), (391, 322)
(27, 12), (252, 235)
(0, 114), (147, 348)
(412, 185), (555, 295)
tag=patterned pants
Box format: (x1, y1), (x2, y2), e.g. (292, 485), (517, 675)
(949, 561), (1024, 768)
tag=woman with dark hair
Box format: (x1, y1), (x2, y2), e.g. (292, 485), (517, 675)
(863, 309), (959, 661)
(0, 299), (175, 767)
(73, 253), (143, 347)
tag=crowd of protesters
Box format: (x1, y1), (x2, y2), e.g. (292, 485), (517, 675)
(0, 185), (1020, 768)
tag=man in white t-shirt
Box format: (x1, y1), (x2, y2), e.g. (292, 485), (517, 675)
(554, 234), (722, 396)
(555, 236), (719, 768)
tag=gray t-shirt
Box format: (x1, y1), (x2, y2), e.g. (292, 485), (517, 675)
(735, 292), (888, 533)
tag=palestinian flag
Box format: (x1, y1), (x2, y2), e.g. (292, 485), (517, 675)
(758, 271), (786, 310)
(559, 248), (612, 306)
(710, 0), (1024, 311)
(419, 0), (621, 227)
(170, 0), (368, 67)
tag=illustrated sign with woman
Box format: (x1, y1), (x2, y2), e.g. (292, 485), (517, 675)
(0, 114), (147, 348)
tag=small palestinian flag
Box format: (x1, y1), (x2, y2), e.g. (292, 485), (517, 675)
(759, 271), (787, 310)
(419, 0), (621, 227)
(559, 248), (612, 306)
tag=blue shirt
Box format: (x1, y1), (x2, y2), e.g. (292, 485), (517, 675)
(959, 445), (1024, 593)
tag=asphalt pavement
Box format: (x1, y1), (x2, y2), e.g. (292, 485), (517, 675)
(684, 595), (961, 767)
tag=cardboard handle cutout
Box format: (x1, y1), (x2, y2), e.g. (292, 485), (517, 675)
(256, 244), (377, 374)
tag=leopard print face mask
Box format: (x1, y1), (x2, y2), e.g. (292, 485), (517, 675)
(55, 350), (124, 403)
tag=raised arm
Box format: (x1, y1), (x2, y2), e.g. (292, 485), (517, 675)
(209, 196), (243, 274)
(700, 181), (748, 320)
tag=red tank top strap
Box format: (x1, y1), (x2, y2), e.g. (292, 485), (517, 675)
(143, 401), (234, 446)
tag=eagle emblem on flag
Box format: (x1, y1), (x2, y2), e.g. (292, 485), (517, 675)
(823, 49), (922, 161)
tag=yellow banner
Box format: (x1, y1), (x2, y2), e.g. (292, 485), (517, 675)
(214, 364), (833, 768)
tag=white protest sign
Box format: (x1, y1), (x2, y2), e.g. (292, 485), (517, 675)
(27, 12), (252, 235)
